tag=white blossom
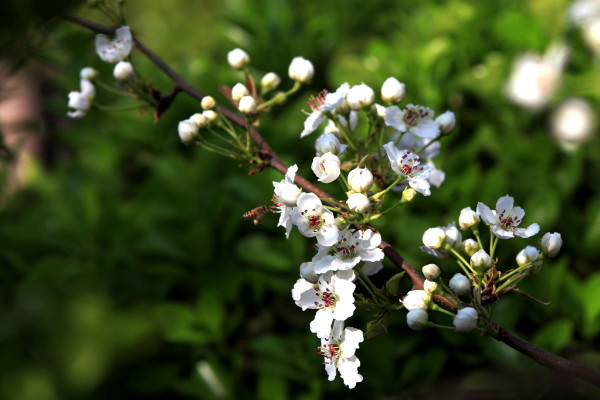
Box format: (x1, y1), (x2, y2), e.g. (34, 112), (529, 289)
(261, 72), (281, 93)
(384, 104), (440, 139)
(406, 309), (428, 331)
(95, 26), (133, 63)
(272, 164), (301, 238)
(201, 96), (216, 110)
(315, 133), (346, 156)
(238, 96), (257, 114)
(422, 227), (446, 250)
(423, 280), (438, 296)
(453, 307), (478, 332)
(516, 245), (541, 267)
(541, 232), (562, 257)
(178, 119), (198, 144)
(231, 83), (249, 102)
(470, 249), (492, 272)
(311, 152), (341, 183)
(449, 273), (471, 296)
(300, 83), (349, 138)
(288, 56), (314, 83)
(460, 238), (480, 257)
(290, 193), (339, 246)
(383, 142), (433, 196)
(346, 193), (370, 213)
(67, 79), (96, 118)
(79, 67), (98, 81)
(459, 207), (480, 230)
(347, 168), (374, 192)
(227, 48), (250, 70)
(113, 61), (134, 81)
(313, 228), (383, 274)
(297, 270), (356, 338)
(436, 111), (456, 134)
(346, 83), (375, 110)
(318, 321), (364, 389)
(477, 195), (539, 239)
(551, 98), (596, 151)
(381, 77), (405, 103)
(443, 223), (462, 248)
(422, 264), (440, 280)
(402, 290), (430, 311)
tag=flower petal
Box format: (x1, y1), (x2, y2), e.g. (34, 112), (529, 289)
(514, 223), (540, 238)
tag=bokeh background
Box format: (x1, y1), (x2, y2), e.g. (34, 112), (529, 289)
(1, 0), (600, 398)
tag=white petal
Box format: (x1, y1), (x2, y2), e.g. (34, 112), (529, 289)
(310, 309), (334, 338)
(408, 177), (431, 196)
(292, 278), (315, 305)
(317, 224), (339, 247)
(340, 327), (364, 357)
(361, 261), (383, 276)
(324, 361), (337, 381)
(383, 106), (406, 131)
(410, 118), (440, 139)
(511, 206), (526, 222)
(496, 195), (514, 214)
(300, 112), (326, 138)
(514, 223), (540, 238)
(338, 356), (363, 389)
(476, 202), (497, 225)
(491, 225), (515, 239)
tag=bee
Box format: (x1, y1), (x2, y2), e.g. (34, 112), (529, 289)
(241, 205), (269, 225)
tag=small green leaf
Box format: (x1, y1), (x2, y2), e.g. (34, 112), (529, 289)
(385, 271), (406, 296)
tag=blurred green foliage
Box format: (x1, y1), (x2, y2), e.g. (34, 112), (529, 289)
(1, 0), (600, 398)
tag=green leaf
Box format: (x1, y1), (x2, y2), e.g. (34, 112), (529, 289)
(385, 272), (406, 296)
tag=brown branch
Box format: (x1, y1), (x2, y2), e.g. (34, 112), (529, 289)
(64, 15), (600, 387)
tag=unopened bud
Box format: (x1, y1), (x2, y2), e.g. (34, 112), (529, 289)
(516, 245), (541, 267)
(459, 207), (480, 230)
(453, 307), (478, 332)
(470, 250), (492, 272)
(261, 72), (281, 93)
(231, 83), (248, 102)
(238, 96), (257, 114)
(178, 119), (198, 144)
(444, 224), (462, 248)
(347, 168), (374, 192)
(424, 280), (438, 296)
(449, 273), (470, 296)
(347, 193), (371, 213)
(401, 187), (417, 203)
(201, 96), (216, 110)
(541, 232), (562, 257)
(436, 111), (456, 134)
(227, 48), (250, 70)
(381, 77), (405, 103)
(346, 83), (375, 110)
(202, 110), (218, 124)
(299, 262), (318, 283)
(80, 67), (99, 81)
(422, 264), (441, 280)
(423, 227), (446, 249)
(288, 56), (314, 83)
(190, 113), (207, 128)
(460, 238), (480, 257)
(406, 309), (428, 331)
(113, 61), (134, 81)
(315, 133), (343, 156)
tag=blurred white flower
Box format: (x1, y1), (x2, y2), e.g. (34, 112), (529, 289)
(381, 77), (405, 103)
(551, 98), (596, 151)
(113, 61), (134, 81)
(227, 48), (250, 70)
(384, 104), (440, 139)
(406, 309), (428, 331)
(288, 56), (314, 83)
(346, 83), (375, 110)
(453, 307), (478, 332)
(541, 232), (562, 257)
(449, 273), (471, 296)
(347, 193), (371, 213)
(95, 26), (133, 63)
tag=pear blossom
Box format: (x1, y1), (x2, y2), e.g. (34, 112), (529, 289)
(406, 309), (428, 331)
(288, 56), (314, 83)
(346, 193), (370, 213)
(384, 104), (440, 139)
(296, 270), (356, 338)
(443, 223), (462, 248)
(231, 83), (249, 102)
(541, 232), (562, 257)
(67, 79), (96, 118)
(381, 77), (405, 103)
(313, 228), (383, 274)
(436, 111), (456, 134)
(470, 249), (492, 272)
(95, 25), (133, 63)
(346, 83), (375, 110)
(290, 193), (339, 246)
(505, 43), (569, 109)
(177, 119), (198, 144)
(347, 168), (374, 192)
(299, 261), (318, 283)
(423, 280), (438, 296)
(201, 96), (216, 110)
(261, 72), (281, 93)
(272, 164), (301, 238)
(422, 227), (446, 250)
(113, 61), (134, 81)
(460, 238), (480, 257)
(318, 321), (364, 388)
(449, 273), (471, 296)
(383, 142), (433, 196)
(551, 98), (596, 151)
(422, 264), (440, 280)
(190, 112), (207, 129)
(516, 246), (541, 267)
(292, 278), (317, 305)
(238, 96), (256, 114)
(477, 195), (539, 239)
(311, 152), (341, 183)
(300, 83), (349, 138)
(315, 133), (346, 156)
(402, 290), (431, 311)
(227, 48), (250, 70)
(453, 307), (479, 332)
(459, 207), (480, 230)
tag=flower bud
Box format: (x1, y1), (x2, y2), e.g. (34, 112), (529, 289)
(80, 67), (99, 81)
(288, 56), (314, 83)
(315, 133), (343, 156)
(334, 216), (347, 230)
(227, 48), (250, 70)
(178, 119), (198, 144)
(516, 245), (541, 267)
(422, 227), (446, 249)
(470, 250), (492, 272)
(201, 96), (216, 110)
(381, 77), (405, 103)
(238, 96), (257, 114)
(276, 183), (301, 207)
(444, 224), (462, 248)
(347, 168), (374, 192)
(453, 307), (478, 332)
(406, 309), (428, 331)
(449, 273), (470, 296)
(402, 290), (430, 311)
(460, 238), (480, 257)
(346, 83), (375, 110)
(261, 72), (281, 93)
(311, 152), (341, 183)
(424, 280), (438, 296)
(459, 207), (480, 230)
(190, 113), (207, 128)
(113, 61), (134, 81)
(299, 261), (318, 283)
(541, 232), (562, 257)
(231, 83), (249, 102)
(373, 103), (387, 118)
(324, 120), (342, 137)
(401, 187), (417, 203)
(436, 111), (456, 135)
(422, 264), (441, 280)
(202, 110), (218, 124)
(551, 98), (595, 151)
(347, 193), (371, 213)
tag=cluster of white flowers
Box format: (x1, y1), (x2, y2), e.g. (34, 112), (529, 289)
(67, 26), (134, 119)
(177, 97), (218, 144)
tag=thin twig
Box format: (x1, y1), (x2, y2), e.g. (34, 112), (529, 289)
(64, 15), (600, 387)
